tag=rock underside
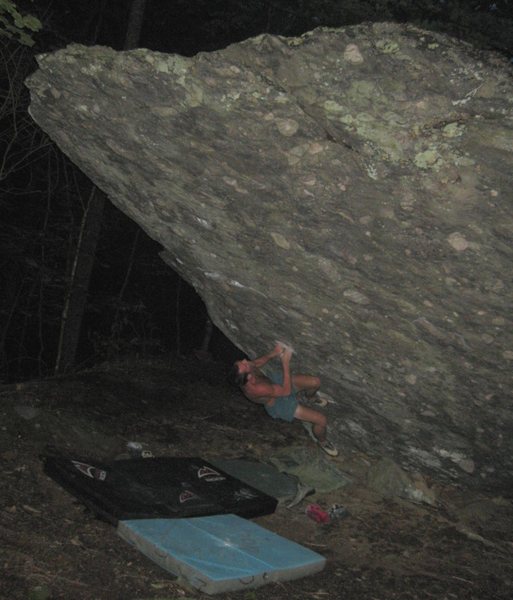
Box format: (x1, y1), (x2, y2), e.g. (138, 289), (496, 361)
(26, 22), (513, 490)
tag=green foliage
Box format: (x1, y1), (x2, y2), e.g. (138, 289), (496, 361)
(0, 0), (41, 46)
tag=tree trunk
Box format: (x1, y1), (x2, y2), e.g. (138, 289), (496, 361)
(175, 277), (182, 357)
(54, 186), (105, 373)
(54, 0), (147, 373)
(124, 0), (147, 50)
(200, 318), (213, 354)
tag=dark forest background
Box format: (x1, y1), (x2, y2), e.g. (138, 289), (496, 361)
(1, 0), (512, 383)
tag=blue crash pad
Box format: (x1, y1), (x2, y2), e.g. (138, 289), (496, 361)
(117, 514), (326, 594)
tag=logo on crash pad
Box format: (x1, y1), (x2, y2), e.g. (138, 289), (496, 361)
(197, 466), (225, 482)
(234, 488), (257, 501)
(179, 489), (201, 503)
(71, 460), (107, 481)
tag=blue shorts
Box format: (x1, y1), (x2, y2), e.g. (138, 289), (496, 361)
(264, 372), (298, 423)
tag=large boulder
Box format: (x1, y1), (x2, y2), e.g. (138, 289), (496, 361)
(26, 22), (513, 490)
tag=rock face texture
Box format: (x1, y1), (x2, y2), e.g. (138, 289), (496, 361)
(26, 23), (513, 490)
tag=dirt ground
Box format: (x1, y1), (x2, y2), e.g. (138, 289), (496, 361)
(1, 357), (512, 600)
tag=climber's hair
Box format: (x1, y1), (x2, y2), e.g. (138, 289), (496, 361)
(229, 363), (248, 387)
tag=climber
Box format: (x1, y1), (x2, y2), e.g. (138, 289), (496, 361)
(230, 342), (338, 457)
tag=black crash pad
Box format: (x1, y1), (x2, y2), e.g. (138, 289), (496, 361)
(43, 453), (277, 524)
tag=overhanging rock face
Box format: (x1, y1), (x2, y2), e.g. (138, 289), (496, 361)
(26, 23), (513, 489)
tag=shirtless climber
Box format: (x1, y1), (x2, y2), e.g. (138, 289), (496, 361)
(230, 343), (338, 457)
